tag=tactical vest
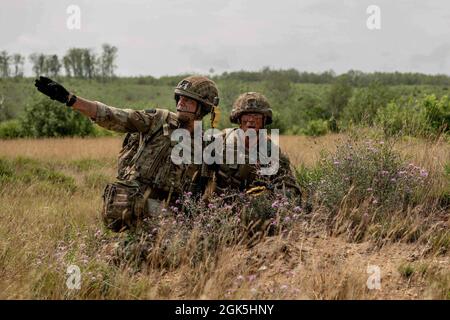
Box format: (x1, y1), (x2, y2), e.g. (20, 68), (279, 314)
(210, 128), (302, 205)
(102, 109), (201, 232)
(119, 109), (199, 194)
(214, 128), (271, 192)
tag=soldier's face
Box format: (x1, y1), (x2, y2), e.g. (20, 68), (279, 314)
(177, 96), (199, 122)
(240, 113), (264, 132)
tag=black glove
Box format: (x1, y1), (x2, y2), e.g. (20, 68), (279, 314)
(34, 76), (76, 106)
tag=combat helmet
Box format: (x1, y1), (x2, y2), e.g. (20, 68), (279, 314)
(230, 92), (273, 125)
(174, 76), (219, 118)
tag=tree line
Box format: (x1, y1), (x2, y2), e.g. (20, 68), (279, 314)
(216, 67), (450, 87)
(2, 46), (450, 86)
(0, 44), (117, 79)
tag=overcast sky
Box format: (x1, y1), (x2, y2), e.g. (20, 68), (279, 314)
(1, 0), (450, 77)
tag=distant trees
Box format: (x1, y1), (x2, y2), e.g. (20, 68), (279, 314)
(63, 48), (88, 78)
(327, 75), (352, 118)
(0, 44), (118, 79)
(218, 68), (450, 87)
(29, 53), (61, 77)
(99, 44), (118, 79)
(53, 44), (118, 79)
(12, 54), (25, 77)
(342, 81), (395, 125)
(0, 51), (11, 77)
(0, 52), (26, 78)
(29, 53), (46, 77)
(47, 54), (62, 77)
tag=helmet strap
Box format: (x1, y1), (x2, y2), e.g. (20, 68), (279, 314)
(210, 106), (220, 128)
(176, 96), (202, 118)
(195, 104), (202, 119)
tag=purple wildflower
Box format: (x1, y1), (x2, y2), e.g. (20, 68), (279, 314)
(420, 169), (428, 178)
(248, 274), (257, 282)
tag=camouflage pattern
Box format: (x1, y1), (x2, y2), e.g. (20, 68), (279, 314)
(229, 92), (273, 125)
(210, 91), (300, 203)
(212, 128), (301, 203)
(174, 76), (219, 117)
(93, 102), (203, 231)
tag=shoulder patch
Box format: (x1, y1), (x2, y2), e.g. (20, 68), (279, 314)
(144, 109), (156, 114)
(167, 112), (180, 128)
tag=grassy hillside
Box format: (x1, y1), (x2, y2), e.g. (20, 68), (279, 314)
(0, 133), (448, 299)
(1, 76), (449, 133)
(0, 73), (449, 299)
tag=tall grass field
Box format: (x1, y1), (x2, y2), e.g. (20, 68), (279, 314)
(0, 133), (448, 299)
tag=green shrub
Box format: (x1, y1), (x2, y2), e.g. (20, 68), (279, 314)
(20, 97), (94, 137)
(267, 109), (289, 134)
(0, 119), (23, 139)
(342, 82), (395, 126)
(301, 119), (329, 136)
(375, 99), (428, 137)
(326, 75), (352, 118)
(285, 125), (302, 135)
(308, 139), (429, 211)
(375, 94), (450, 137)
(296, 138), (447, 247)
(421, 94), (450, 133)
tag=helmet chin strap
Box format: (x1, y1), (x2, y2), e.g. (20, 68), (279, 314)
(177, 108), (197, 115)
(177, 104), (203, 122)
(195, 104), (202, 119)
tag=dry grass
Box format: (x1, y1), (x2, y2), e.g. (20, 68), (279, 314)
(0, 134), (448, 299)
(0, 137), (121, 161)
(2, 134), (447, 171)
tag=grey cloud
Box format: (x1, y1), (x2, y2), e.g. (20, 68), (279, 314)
(1, 0), (450, 76)
(411, 43), (450, 73)
(180, 46), (234, 71)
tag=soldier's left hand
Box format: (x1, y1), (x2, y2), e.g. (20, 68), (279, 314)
(34, 76), (70, 104)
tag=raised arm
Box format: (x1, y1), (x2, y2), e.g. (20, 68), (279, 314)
(34, 76), (157, 133)
(70, 94), (97, 119)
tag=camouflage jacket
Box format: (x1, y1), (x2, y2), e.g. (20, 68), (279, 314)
(92, 102), (202, 202)
(212, 128), (301, 202)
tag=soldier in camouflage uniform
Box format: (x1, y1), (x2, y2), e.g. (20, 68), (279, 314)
(34, 75), (219, 233)
(212, 92), (301, 203)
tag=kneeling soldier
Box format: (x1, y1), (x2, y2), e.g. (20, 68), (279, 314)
(35, 75), (219, 232)
(212, 92), (301, 203)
